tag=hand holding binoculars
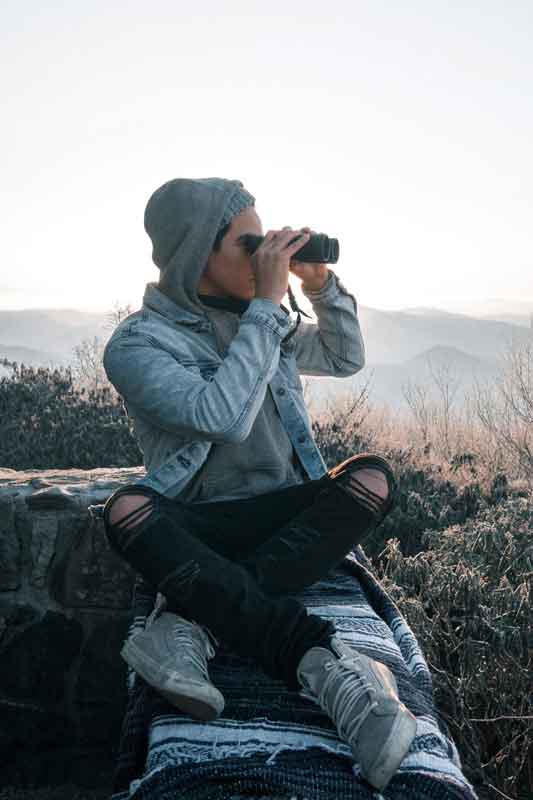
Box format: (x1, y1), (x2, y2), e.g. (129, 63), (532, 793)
(238, 226), (338, 306)
(239, 230), (339, 264)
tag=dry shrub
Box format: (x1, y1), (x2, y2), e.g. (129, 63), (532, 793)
(375, 496), (532, 798)
(310, 395), (532, 798)
(0, 358), (142, 470)
(312, 399), (499, 558)
(2, 350), (531, 797)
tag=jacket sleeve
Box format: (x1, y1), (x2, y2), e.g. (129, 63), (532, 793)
(102, 297), (293, 444)
(291, 268), (366, 376)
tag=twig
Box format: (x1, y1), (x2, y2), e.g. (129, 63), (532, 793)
(486, 782), (517, 800)
(481, 729), (531, 768)
(469, 714), (533, 722)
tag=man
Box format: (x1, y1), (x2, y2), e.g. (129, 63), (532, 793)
(101, 177), (416, 791)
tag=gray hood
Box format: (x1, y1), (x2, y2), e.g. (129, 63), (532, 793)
(143, 177), (254, 317)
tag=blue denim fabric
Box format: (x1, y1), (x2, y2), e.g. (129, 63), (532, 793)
(102, 269), (365, 500)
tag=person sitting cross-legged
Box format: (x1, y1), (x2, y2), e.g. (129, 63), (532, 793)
(102, 177), (416, 792)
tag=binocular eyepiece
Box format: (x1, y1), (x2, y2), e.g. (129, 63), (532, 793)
(238, 232), (339, 264)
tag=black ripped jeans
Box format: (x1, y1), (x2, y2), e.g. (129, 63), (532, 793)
(103, 460), (376, 690)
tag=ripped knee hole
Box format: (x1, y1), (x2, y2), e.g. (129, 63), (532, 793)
(108, 494), (155, 529)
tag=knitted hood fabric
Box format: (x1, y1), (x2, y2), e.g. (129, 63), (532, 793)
(143, 177), (255, 315)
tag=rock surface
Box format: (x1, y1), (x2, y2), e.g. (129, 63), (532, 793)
(0, 466), (143, 789)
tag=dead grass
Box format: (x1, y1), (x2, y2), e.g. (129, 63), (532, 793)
(311, 398), (533, 799)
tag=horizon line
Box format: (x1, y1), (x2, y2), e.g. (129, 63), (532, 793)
(1, 301), (533, 318)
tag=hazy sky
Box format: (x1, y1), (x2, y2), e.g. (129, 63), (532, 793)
(2, 1), (532, 315)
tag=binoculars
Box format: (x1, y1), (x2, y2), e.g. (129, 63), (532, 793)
(238, 232), (339, 264)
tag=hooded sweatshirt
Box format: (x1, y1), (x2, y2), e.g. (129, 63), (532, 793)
(143, 177), (309, 503)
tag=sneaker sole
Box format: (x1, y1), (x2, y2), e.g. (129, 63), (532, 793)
(360, 706), (417, 791)
(121, 637), (225, 721)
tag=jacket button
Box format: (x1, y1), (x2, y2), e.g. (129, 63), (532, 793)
(277, 388), (286, 396)
(298, 434), (306, 443)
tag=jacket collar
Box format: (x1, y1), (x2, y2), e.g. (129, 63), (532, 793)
(142, 280), (291, 327)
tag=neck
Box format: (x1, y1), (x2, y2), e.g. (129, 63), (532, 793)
(198, 292), (251, 315)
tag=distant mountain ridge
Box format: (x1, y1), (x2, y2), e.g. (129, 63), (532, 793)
(398, 304), (532, 328)
(475, 312), (532, 328)
(0, 343), (68, 368)
(1, 305), (530, 410)
(1, 304), (529, 363)
(0, 309), (111, 364)
(356, 305), (530, 364)
(406, 343), (490, 369)
(303, 343), (501, 412)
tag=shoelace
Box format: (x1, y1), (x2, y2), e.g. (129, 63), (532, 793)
(145, 593), (167, 628)
(301, 654), (378, 744)
(173, 623), (215, 680)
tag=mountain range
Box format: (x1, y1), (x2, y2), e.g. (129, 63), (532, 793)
(0, 304), (531, 410)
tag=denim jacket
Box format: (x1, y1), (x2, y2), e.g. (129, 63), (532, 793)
(102, 268), (366, 499)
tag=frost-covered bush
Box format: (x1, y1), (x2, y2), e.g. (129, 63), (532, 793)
(376, 495), (532, 797)
(0, 358), (142, 470)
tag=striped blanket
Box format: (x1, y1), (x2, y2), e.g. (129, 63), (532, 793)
(110, 545), (478, 800)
